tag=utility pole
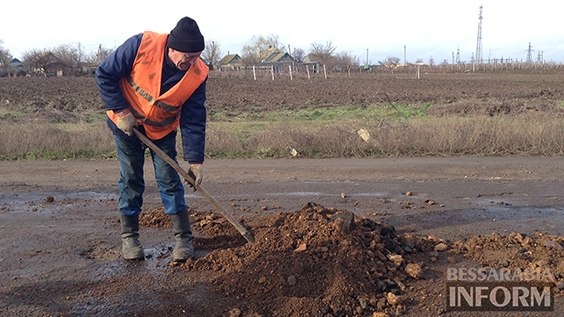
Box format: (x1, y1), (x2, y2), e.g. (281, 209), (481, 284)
(475, 5), (483, 64)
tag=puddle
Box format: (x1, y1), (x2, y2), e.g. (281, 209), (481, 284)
(353, 192), (390, 198)
(266, 191), (324, 197)
(0, 191), (116, 202)
(187, 191), (392, 199)
(90, 245), (171, 282)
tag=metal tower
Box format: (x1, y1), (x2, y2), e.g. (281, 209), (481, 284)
(537, 50), (544, 63)
(526, 42), (534, 63)
(475, 5), (483, 64)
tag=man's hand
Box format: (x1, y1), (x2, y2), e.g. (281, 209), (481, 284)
(189, 163), (203, 186)
(115, 109), (136, 136)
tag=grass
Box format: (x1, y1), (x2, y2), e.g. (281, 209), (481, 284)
(0, 122), (116, 160)
(213, 104), (433, 122)
(1, 103), (564, 160)
(0, 107), (27, 121)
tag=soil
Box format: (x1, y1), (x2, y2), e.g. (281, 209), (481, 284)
(2, 72), (564, 124)
(0, 157), (562, 317)
(1, 72), (563, 316)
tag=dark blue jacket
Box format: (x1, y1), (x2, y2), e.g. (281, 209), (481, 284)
(95, 33), (207, 163)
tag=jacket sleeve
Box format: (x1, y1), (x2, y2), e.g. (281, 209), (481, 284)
(179, 78), (207, 163)
(95, 34), (142, 112)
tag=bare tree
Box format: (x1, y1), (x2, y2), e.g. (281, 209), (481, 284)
(333, 51), (359, 71)
(21, 49), (46, 64)
(310, 41), (337, 55)
(51, 43), (82, 67)
(309, 41), (337, 67)
(202, 40), (222, 69)
(292, 47), (306, 63)
(241, 34), (285, 65)
(379, 56), (400, 67)
(85, 45), (113, 64)
(21, 49), (52, 74)
(0, 39), (12, 67)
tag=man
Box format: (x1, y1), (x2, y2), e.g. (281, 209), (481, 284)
(95, 16), (208, 262)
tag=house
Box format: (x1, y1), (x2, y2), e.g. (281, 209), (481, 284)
(5, 58), (26, 77)
(256, 50), (296, 74)
(302, 53), (323, 74)
(260, 51), (295, 66)
(78, 62), (99, 76)
(218, 54), (244, 71)
(34, 52), (72, 76)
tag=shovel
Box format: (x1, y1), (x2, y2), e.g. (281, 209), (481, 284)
(132, 127), (255, 243)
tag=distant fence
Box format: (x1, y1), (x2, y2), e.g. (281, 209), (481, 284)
(210, 62), (564, 80)
(213, 64), (330, 80)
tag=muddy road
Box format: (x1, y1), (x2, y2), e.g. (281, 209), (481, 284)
(0, 157), (562, 316)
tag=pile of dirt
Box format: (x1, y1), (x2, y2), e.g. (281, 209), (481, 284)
(139, 202), (563, 316)
(142, 203), (441, 316)
(452, 232), (564, 287)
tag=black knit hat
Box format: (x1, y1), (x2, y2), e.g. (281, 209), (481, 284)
(167, 17), (205, 53)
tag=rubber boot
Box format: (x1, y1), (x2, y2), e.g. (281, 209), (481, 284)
(169, 209), (195, 262)
(120, 214), (145, 260)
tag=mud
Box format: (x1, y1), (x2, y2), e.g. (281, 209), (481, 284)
(0, 157), (562, 316)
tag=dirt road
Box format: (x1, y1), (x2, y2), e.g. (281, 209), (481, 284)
(0, 157), (562, 316)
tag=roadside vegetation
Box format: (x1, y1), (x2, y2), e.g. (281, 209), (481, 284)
(2, 73), (564, 161)
(1, 104), (564, 160)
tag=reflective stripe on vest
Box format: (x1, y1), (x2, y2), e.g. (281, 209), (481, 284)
(107, 31), (208, 140)
(124, 76), (179, 127)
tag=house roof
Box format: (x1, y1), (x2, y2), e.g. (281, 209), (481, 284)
(8, 58), (25, 72)
(219, 54), (242, 65)
(36, 52), (69, 67)
(262, 51), (294, 63)
(303, 54), (322, 64)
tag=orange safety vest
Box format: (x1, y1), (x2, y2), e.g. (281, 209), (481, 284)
(107, 31), (209, 140)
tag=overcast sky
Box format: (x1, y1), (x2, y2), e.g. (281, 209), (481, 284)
(2, 0), (563, 64)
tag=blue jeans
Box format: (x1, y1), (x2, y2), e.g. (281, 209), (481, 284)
(113, 128), (186, 216)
